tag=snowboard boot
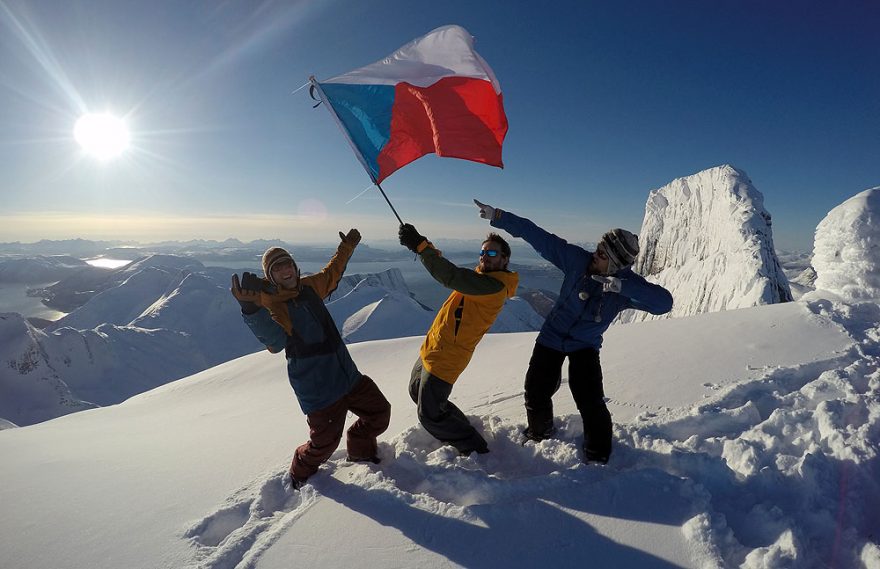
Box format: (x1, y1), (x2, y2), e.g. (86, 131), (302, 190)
(455, 433), (490, 457)
(523, 408), (556, 442)
(284, 471), (307, 491)
(346, 454), (382, 464)
(458, 444), (490, 457)
(581, 441), (610, 465)
(522, 425), (557, 442)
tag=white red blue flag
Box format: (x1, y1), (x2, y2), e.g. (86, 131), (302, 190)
(311, 25), (508, 183)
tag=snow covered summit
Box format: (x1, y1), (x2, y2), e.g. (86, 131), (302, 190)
(813, 187), (880, 301)
(621, 165), (792, 323)
(2, 294), (877, 568)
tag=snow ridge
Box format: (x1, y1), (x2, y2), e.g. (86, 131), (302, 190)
(621, 298), (879, 568)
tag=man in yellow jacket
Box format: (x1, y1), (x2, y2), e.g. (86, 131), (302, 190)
(399, 223), (519, 455)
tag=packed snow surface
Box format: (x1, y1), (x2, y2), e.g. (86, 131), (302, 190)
(1, 295), (877, 569)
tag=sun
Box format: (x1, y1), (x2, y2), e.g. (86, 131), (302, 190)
(74, 113), (130, 160)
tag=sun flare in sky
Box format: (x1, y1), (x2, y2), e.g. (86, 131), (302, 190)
(73, 113), (130, 160)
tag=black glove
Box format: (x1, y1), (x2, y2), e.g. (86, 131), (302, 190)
(339, 228), (361, 247)
(398, 223), (427, 253)
(231, 272), (263, 314)
(240, 272), (263, 293)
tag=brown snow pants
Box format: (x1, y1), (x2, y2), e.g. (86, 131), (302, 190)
(290, 375), (390, 482)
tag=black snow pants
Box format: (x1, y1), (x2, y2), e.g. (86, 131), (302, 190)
(524, 342), (612, 460)
(409, 358), (488, 455)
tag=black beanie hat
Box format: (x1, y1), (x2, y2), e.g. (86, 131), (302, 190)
(600, 229), (639, 273)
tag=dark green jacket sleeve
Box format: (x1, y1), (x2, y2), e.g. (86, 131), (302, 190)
(419, 246), (505, 296)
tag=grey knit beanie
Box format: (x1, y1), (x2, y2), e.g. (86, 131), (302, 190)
(600, 229), (639, 273)
(262, 246), (295, 285)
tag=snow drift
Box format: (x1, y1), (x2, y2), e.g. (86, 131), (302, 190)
(813, 186), (880, 301)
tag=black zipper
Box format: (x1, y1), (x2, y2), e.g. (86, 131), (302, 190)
(453, 297), (465, 338)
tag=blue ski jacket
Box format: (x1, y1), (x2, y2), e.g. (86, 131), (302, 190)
(491, 210), (673, 352)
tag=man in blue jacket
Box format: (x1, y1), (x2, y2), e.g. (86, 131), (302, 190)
(474, 200), (673, 464)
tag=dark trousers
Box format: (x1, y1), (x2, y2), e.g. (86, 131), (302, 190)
(524, 342), (612, 459)
(409, 358), (488, 454)
(290, 375), (391, 482)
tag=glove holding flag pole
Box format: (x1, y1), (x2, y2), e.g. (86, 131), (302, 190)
(308, 25), (509, 225)
(398, 224), (428, 253)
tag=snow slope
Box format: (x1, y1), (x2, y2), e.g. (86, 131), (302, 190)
(1, 294), (877, 569)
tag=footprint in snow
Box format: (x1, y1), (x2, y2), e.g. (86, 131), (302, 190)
(323, 415), (616, 509)
(183, 469), (314, 569)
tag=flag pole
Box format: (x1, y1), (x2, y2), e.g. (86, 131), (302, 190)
(309, 76), (404, 226)
(374, 182), (404, 225)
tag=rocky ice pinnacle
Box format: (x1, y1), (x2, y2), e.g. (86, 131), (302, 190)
(620, 165), (792, 323)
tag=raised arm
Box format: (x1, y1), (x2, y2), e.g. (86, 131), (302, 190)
(398, 223), (503, 295)
(242, 309), (289, 353)
(419, 244), (504, 295)
(301, 229), (360, 299)
(476, 200), (580, 272)
(616, 271), (674, 315)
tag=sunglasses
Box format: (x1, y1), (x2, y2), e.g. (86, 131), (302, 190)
(595, 244), (609, 261)
(479, 249), (500, 257)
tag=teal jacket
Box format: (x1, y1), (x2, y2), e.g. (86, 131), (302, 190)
(243, 287), (361, 415)
(241, 241), (362, 414)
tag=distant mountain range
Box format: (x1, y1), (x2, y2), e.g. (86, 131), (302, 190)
(0, 254), (545, 427)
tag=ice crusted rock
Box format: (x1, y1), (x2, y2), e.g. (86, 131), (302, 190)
(621, 165), (792, 323)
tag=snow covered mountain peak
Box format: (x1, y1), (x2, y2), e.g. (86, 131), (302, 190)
(0, 312), (96, 425)
(121, 254), (204, 274)
(332, 268), (412, 298)
(622, 164), (792, 322)
(813, 186), (880, 301)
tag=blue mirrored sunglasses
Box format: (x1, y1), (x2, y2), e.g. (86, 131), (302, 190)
(479, 249), (499, 257)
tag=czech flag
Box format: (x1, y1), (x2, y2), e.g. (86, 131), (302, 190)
(310, 25), (508, 184)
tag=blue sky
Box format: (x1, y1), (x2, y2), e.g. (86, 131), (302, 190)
(0, 0), (876, 250)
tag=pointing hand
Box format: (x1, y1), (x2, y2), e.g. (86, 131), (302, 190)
(473, 199), (495, 221)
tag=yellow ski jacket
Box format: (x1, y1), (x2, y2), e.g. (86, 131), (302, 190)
(416, 243), (519, 383)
